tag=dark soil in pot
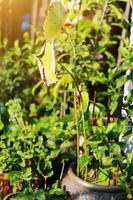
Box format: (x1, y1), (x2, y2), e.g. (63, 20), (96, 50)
(62, 168), (127, 200)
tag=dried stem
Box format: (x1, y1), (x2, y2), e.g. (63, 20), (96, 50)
(116, 1), (131, 68)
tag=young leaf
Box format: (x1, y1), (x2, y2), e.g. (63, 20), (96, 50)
(110, 4), (122, 19)
(110, 143), (121, 156)
(119, 47), (129, 58)
(115, 75), (127, 89)
(79, 155), (92, 170)
(102, 156), (113, 167)
(109, 100), (118, 115)
(106, 122), (117, 134)
(81, 91), (89, 113)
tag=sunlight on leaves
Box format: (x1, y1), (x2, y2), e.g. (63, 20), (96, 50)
(36, 41), (57, 86)
(43, 0), (67, 42)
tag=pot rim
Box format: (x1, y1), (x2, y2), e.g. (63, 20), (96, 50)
(3, 193), (16, 200)
(65, 168), (124, 193)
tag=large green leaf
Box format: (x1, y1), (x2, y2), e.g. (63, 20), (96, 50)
(43, 1), (67, 42)
(0, 118), (4, 130)
(36, 42), (57, 86)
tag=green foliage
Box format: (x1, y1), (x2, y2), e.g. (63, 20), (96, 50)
(53, 0), (133, 194)
(0, 99), (74, 194)
(0, 33), (39, 107)
(10, 184), (67, 200)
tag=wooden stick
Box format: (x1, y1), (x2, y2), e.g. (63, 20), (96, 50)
(31, 0), (39, 39)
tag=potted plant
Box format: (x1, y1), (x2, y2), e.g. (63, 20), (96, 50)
(0, 98), (73, 199)
(39, 0), (133, 199)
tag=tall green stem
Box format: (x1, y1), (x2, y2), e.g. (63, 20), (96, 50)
(72, 33), (87, 179)
(72, 33), (81, 176)
(80, 98), (87, 180)
(74, 90), (80, 176)
(59, 0), (87, 178)
(59, 39), (88, 179)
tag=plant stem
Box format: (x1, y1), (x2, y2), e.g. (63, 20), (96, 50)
(74, 90), (80, 176)
(80, 99), (87, 180)
(58, 63), (87, 178)
(58, 63), (81, 96)
(72, 11), (88, 178)
(72, 31), (83, 177)
(59, 0), (87, 178)
(92, 91), (96, 125)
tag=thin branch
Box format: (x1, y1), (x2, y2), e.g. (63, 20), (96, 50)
(100, 0), (109, 25)
(74, 90), (80, 176)
(116, 1), (131, 68)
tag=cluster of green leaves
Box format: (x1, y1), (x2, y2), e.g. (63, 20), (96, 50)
(10, 183), (67, 200)
(0, 33), (40, 106)
(56, 0), (130, 115)
(0, 27), (76, 198)
(54, 0), (133, 195)
(82, 120), (128, 184)
(0, 99), (74, 197)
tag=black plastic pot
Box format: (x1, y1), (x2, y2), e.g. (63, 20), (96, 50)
(62, 168), (127, 200)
